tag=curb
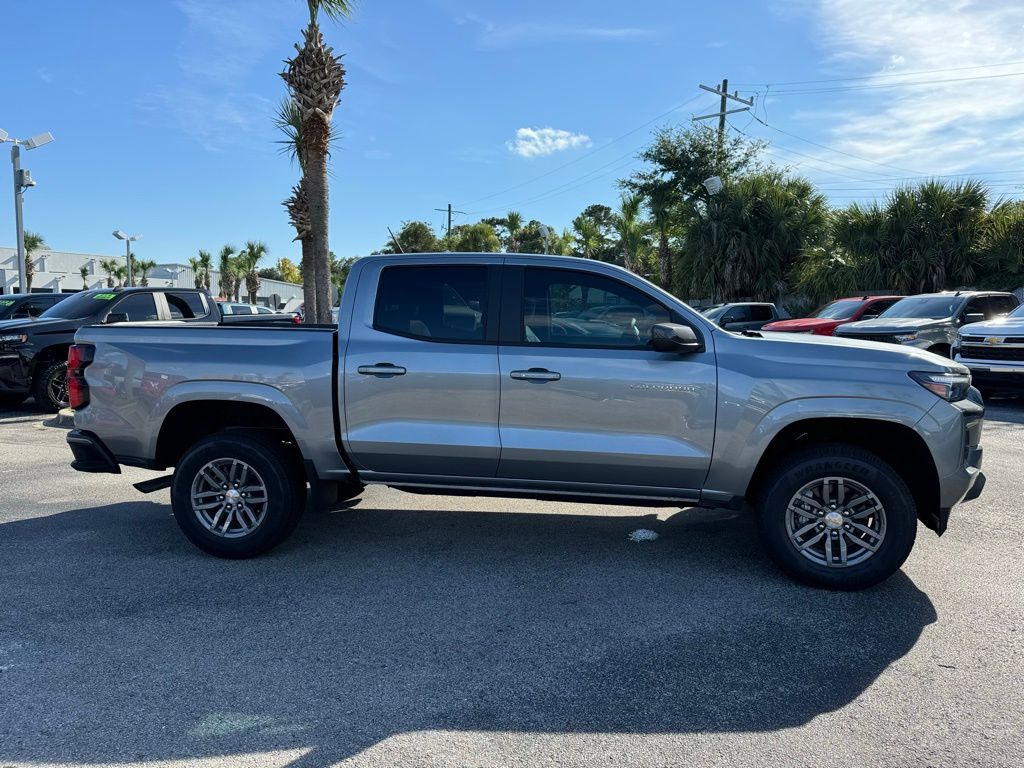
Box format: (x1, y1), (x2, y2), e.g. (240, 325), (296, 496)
(55, 408), (75, 428)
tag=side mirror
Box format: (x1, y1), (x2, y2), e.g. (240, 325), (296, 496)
(651, 323), (702, 353)
(105, 312), (130, 324)
(962, 312), (985, 325)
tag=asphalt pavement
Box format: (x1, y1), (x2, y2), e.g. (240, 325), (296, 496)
(1, 399), (1022, 768)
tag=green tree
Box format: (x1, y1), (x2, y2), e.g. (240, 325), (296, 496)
(236, 241), (267, 303)
(135, 259), (158, 287)
(681, 171), (829, 302)
(572, 216), (603, 259)
(980, 200), (1024, 287)
(280, 0), (351, 324)
(113, 264), (129, 288)
(188, 256), (204, 289)
(98, 258), (119, 288)
(23, 232), (45, 293)
(441, 222), (502, 253)
(571, 204), (617, 261)
(647, 183), (676, 288)
(79, 265), (90, 290)
(330, 254), (358, 295)
(613, 194), (652, 274)
(379, 220), (440, 253)
(198, 250), (213, 290)
(217, 245), (237, 300)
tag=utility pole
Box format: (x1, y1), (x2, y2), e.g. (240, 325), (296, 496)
(434, 203), (466, 240)
(695, 79), (754, 140)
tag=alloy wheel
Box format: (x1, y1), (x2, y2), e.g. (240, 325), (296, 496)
(786, 476), (887, 567)
(190, 458), (269, 539)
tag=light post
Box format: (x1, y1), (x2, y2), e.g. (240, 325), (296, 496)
(112, 231), (142, 287)
(1, 129), (55, 294)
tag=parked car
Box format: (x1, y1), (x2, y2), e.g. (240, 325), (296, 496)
(216, 301), (301, 324)
(0, 287), (215, 411)
(763, 296), (904, 336)
(954, 301), (1024, 394)
(0, 292), (69, 321)
(834, 291), (1020, 357)
(702, 302), (788, 332)
(66, 254), (985, 590)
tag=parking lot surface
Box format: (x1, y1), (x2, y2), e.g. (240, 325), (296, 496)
(1, 400), (1022, 768)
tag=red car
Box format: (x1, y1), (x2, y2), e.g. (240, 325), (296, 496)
(762, 295), (905, 336)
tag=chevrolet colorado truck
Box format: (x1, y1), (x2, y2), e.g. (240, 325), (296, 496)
(66, 254), (986, 590)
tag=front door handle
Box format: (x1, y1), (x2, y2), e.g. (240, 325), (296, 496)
(357, 363), (407, 376)
(510, 368), (561, 381)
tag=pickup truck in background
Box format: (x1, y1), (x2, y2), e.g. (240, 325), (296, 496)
(762, 295), (904, 336)
(66, 254), (985, 590)
(954, 301), (1024, 395)
(701, 302), (787, 332)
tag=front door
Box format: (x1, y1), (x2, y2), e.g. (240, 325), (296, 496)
(496, 266), (717, 495)
(343, 262), (502, 478)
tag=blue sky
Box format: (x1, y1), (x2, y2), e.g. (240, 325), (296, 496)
(4, 0), (1024, 265)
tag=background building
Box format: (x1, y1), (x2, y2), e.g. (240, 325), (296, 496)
(0, 247), (303, 308)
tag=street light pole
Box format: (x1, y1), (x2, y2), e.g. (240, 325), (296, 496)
(2, 130), (54, 294)
(11, 143), (26, 294)
(112, 231), (142, 287)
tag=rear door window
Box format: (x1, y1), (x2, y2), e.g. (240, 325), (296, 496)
(109, 293), (159, 321)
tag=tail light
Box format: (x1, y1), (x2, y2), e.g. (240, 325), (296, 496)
(67, 344), (95, 410)
(292, 313), (301, 324)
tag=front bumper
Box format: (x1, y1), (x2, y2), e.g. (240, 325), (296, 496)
(67, 429), (121, 474)
(956, 359), (1024, 391)
(930, 397), (985, 533)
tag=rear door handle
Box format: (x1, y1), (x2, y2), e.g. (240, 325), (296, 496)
(510, 368), (561, 381)
(357, 363), (407, 376)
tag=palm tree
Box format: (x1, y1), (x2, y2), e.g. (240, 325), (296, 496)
(113, 264), (129, 288)
(98, 258), (119, 288)
(198, 250), (213, 290)
(217, 245), (237, 299)
(79, 265), (90, 290)
(504, 211), (523, 252)
(613, 194), (651, 274)
(275, 98), (317, 322)
(236, 241), (267, 303)
(646, 184), (676, 289)
(280, 0), (351, 324)
(187, 256), (204, 289)
(135, 259), (158, 287)
(23, 231), (45, 293)
(572, 216), (602, 260)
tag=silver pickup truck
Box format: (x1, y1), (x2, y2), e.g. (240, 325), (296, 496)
(66, 253), (985, 590)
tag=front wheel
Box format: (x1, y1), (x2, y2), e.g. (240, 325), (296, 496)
(756, 444), (917, 590)
(171, 433), (306, 558)
(32, 360), (68, 413)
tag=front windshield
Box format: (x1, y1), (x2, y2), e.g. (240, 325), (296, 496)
(40, 290), (116, 320)
(0, 297), (17, 320)
(703, 306), (726, 321)
(879, 296), (960, 320)
(813, 299), (862, 320)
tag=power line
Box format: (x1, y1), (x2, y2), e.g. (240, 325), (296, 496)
(456, 93), (704, 208)
(750, 115), (920, 174)
(733, 59), (1024, 87)
(765, 70), (1024, 96)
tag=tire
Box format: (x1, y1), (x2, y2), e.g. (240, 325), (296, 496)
(171, 433), (306, 558)
(756, 443), (917, 591)
(32, 360), (68, 413)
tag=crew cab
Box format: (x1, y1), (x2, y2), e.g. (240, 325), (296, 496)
(0, 287), (215, 411)
(0, 292), (70, 321)
(763, 296), (903, 336)
(66, 254), (986, 590)
(954, 301), (1024, 395)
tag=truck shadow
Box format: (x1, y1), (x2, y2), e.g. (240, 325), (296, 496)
(0, 499), (936, 766)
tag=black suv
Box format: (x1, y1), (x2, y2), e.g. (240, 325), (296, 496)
(0, 287), (213, 412)
(0, 293), (70, 321)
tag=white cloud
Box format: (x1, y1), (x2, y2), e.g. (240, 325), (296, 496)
(457, 13), (655, 50)
(506, 127), (592, 158)
(798, 0), (1024, 181)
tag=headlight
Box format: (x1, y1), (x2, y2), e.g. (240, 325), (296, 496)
(909, 371), (971, 402)
(894, 333), (918, 343)
(0, 333), (27, 344)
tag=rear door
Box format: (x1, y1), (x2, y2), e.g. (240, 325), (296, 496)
(342, 260), (502, 478)
(495, 265), (716, 495)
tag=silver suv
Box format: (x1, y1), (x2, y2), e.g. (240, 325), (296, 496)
(835, 291), (1019, 357)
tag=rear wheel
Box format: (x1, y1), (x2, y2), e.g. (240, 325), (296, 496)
(171, 433), (306, 558)
(32, 360), (68, 413)
(756, 444), (917, 590)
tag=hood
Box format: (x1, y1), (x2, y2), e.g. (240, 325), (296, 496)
(0, 317), (78, 335)
(959, 316), (1024, 337)
(757, 329), (966, 372)
(761, 317), (838, 331)
(835, 317), (947, 334)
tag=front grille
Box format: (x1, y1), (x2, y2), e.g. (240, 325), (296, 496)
(963, 335), (1024, 344)
(961, 344), (1024, 362)
(839, 333), (899, 344)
